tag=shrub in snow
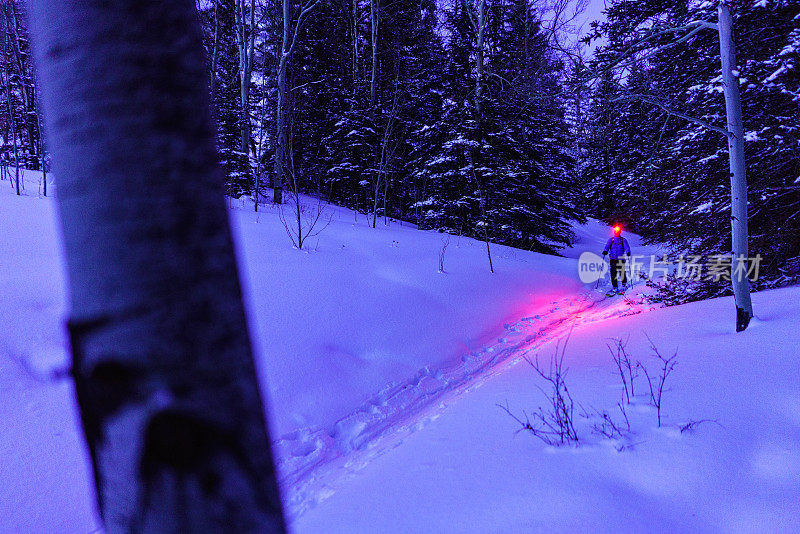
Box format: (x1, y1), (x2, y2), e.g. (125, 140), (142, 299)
(638, 336), (678, 428)
(607, 336), (638, 405)
(499, 339), (579, 446)
(437, 235), (451, 273)
(504, 334), (697, 451)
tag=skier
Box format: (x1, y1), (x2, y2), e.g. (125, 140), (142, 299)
(602, 225), (631, 295)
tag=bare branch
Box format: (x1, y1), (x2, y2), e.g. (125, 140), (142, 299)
(613, 94), (730, 138)
(285, 0), (319, 60)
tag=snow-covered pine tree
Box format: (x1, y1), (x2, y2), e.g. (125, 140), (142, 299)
(418, 0), (582, 253)
(0, 1), (44, 193)
(198, 1), (252, 197)
(582, 0), (799, 296)
(315, 0), (445, 222)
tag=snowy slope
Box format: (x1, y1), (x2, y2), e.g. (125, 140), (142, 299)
(228, 196), (664, 512)
(0, 174), (97, 534)
(0, 183), (623, 531)
(4, 183), (796, 532)
(294, 287), (800, 533)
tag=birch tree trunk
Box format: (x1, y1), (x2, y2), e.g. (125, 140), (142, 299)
(236, 0), (256, 169)
(474, 0), (484, 125)
(26, 2), (287, 531)
(463, 0), (490, 271)
(718, 1), (754, 331)
(352, 0), (359, 98)
(273, 0), (291, 205)
(477, 1), (492, 273)
(370, 0), (378, 108)
(273, 0), (318, 205)
(210, 0), (220, 101)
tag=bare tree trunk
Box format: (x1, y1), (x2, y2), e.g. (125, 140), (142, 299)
(210, 0), (220, 101)
(35, 90), (46, 196)
(273, 0), (318, 205)
(236, 0), (256, 177)
(2, 22), (20, 196)
(369, 0), (378, 108)
(253, 16), (269, 212)
(274, 0), (291, 205)
(463, 0), (490, 272)
(26, 2), (287, 532)
(290, 124), (303, 246)
(372, 78), (399, 228)
(474, 0), (485, 122)
(718, 1), (753, 331)
(485, 233), (494, 272)
(352, 0), (359, 98)
(383, 172), (389, 225)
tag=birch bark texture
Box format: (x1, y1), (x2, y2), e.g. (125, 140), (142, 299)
(26, 2), (286, 532)
(718, 0), (754, 331)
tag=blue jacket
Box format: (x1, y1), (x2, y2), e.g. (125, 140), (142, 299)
(603, 236), (631, 259)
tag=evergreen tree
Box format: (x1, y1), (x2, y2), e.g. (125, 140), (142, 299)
(199, 1), (251, 197)
(417, 0), (582, 252)
(582, 0), (800, 293)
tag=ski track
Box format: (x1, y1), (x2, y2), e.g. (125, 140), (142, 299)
(277, 283), (657, 520)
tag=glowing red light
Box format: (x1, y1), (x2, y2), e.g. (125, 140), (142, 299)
(613, 225), (621, 234)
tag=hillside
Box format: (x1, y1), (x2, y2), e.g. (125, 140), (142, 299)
(1, 181), (797, 532)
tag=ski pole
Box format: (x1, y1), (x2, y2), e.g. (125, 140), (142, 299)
(594, 256), (607, 290)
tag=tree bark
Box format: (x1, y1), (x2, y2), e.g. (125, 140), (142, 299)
(718, 1), (753, 331)
(372, 79), (399, 228)
(352, 0), (359, 98)
(474, 0), (484, 123)
(463, 0), (490, 271)
(273, 0), (291, 205)
(236, 0), (256, 173)
(210, 0), (219, 102)
(369, 0), (378, 108)
(35, 92), (46, 196)
(273, 0), (317, 205)
(252, 21), (273, 212)
(26, 2), (286, 531)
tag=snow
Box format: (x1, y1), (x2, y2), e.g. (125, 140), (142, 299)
(765, 65), (788, 83)
(744, 131), (762, 143)
(698, 152), (722, 164)
(0, 172), (97, 534)
(1, 181), (798, 532)
(294, 287), (800, 533)
(691, 200), (714, 214)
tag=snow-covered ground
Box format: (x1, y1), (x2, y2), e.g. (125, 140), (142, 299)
(1, 180), (797, 532)
(295, 286), (800, 533)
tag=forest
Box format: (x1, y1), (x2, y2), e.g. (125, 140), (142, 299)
(2, 0), (798, 293)
(2, 1), (800, 532)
